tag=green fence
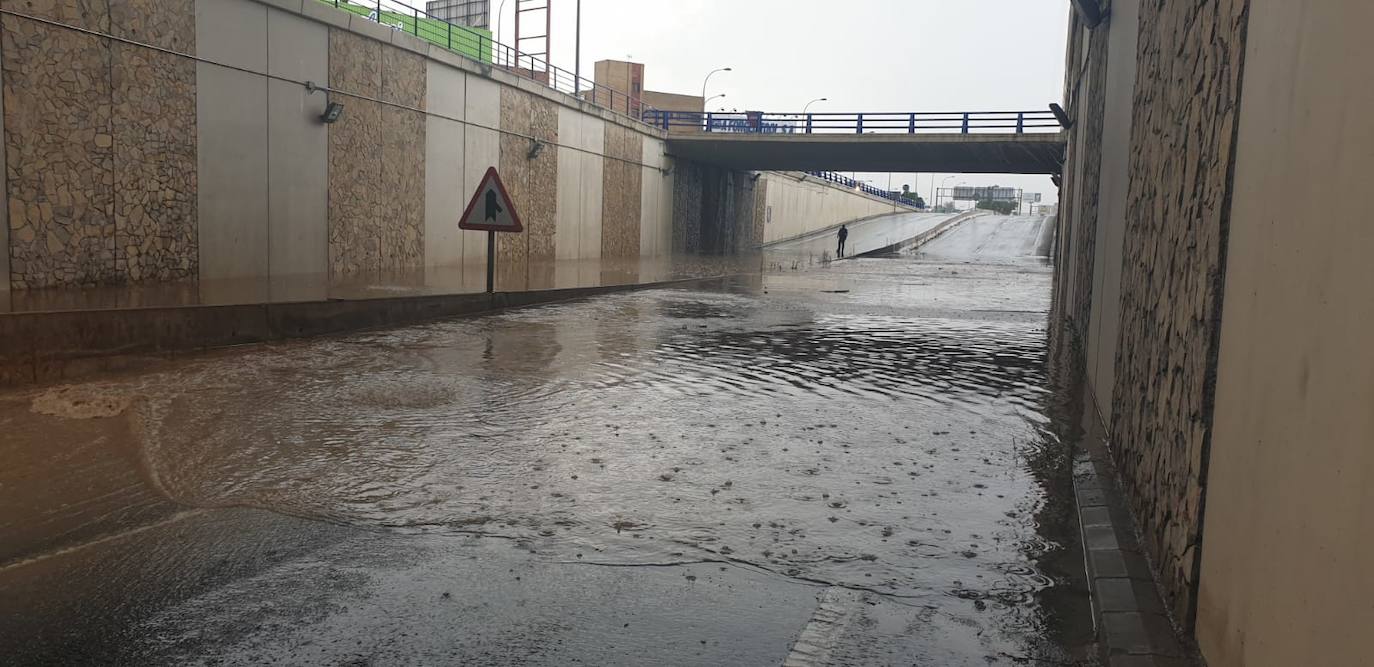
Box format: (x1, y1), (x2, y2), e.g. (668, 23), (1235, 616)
(322, 1), (494, 64)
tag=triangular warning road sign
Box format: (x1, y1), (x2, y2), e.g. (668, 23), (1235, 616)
(458, 167), (523, 233)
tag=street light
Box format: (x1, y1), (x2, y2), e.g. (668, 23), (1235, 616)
(702, 67), (732, 100)
(937, 175), (957, 209)
(802, 97), (828, 114)
(705, 93), (726, 110)
(495, 0), (508, 45)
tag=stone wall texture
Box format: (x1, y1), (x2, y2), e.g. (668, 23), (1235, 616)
(497, 86), (558, 290)
(2, 0), (197, 289)
(2, 15), (115, 288)
(327, 29), (425, 277)
(1049, 16), (1109, 376)
(1052, 0), (1252, 625)
(671, 163), (761, 256)
(600, 124), (642, 259)
(110, 0), (197, 283)
(1109, 0), (1249, 623)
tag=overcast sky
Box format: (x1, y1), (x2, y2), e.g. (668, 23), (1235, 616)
(490, 0), (1070, 205)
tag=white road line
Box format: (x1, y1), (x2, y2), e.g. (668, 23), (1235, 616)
(782, 586), (864, 667)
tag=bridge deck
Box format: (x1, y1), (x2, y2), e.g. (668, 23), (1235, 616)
(665, 132), (1065, 174)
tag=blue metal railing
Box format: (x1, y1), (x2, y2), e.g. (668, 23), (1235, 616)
(804, 171), (925, 209)
(643, 110), (1060, 135)
(328, 0), (658, 122)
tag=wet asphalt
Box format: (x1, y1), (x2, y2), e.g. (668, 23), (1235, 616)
(0, 214), (1095, 665)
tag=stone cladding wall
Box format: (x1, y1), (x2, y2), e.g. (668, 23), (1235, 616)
(327, 28), (425, 277)
(1107, 0), (1250, 623)
(497, 86), (558, 290)
(600, 124), (642, 260)
(2, 0), (197, 288)
(1052, 0), (1253, 626)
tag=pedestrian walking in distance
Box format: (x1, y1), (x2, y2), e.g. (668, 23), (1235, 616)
(837, 224), (849, 258)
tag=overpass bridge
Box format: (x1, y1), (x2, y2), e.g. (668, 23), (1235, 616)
(650, 110), (1066, 174)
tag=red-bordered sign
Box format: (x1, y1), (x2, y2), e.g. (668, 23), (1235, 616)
(458, 167), (523, 233)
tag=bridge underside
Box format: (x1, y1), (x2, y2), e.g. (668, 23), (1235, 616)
(665, 133), (1066, 174)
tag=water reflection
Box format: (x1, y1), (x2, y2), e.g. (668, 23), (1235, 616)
(2, 222), (1090, 662)
(0, 254), (759, 314)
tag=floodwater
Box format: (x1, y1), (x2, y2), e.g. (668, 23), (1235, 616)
(0, 214), (1094, 665)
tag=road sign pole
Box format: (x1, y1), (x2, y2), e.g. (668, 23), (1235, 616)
(486, 231), (496, 294)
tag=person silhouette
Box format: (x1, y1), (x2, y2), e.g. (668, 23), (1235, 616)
(837, 224), (849, 258)
(484, 189), (504, 224)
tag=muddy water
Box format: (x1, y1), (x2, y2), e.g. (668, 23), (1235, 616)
(1, 215), (1091, 663)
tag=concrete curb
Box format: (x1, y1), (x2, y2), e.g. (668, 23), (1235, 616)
(0, 274), (738, 389)
(1074, 401), (1201, 666)
(853, 210), (982, 258)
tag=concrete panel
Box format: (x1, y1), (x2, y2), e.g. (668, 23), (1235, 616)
(554, 107), (582, 260)
(465, 72), (501, 129)
(197, 63), (269, 280)
(639, 138), (663, 256)
(760, 173), (894, 245)
(425, 116), (465, 267)
(461, 74), (500, 267)
(427, 60), (466, 120)
(267, 79), (327, 278)
(1084, 0), (1139, 424)
(267, 9), (328, 279)
(425, 58), (468, 270)
(267, 6), (325, 81)
(579, 115), (604, 261)
(196, 0), (267, 73)
(1198, 2), (1374, 666)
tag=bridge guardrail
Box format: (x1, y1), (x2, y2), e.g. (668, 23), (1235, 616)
(804, 171), (924, 209)
(644, 110), (1061, 135)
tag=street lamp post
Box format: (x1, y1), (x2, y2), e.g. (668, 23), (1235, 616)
(495, 0), (509, 47)
(574, 0), (581, 96)
(701, 67), (732, 100)
(937, 175), (957, 209)
(705, 93), (726, 110)
(802, 97), (828, 115)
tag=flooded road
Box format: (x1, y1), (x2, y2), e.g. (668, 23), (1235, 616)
(0, 214), (1093, 665)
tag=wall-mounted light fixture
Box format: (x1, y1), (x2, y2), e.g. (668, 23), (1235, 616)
(320, 101), (345, 124)
(1069, 0), (1105, 29)
(527, 139), (545, 160)
(1049, 103), (1073, 130)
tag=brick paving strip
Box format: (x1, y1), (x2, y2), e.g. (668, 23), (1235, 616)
(1073, 406), (1200, 667)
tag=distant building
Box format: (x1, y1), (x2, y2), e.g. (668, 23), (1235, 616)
(591, 59), (705, 134)
(425, 0), (489, 29)
(589, 60), (647, 116)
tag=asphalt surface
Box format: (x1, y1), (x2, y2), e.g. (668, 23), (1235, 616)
(0, 213), (1093, 665)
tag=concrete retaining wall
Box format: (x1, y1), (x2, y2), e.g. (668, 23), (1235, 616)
(1054, 0), (1374, 663)
(758, 172), (902, 245)
(1196, 2), (1374, 665)
(0, 0), (675, 295)
(1050, 0), (1251, 629)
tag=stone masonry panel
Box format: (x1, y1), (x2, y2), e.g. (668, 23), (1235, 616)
(111, 40), (197, 283)
(328, 29), (426, 277)
(3, 15), (116, 288)
(0, 0), (109, 31)
(1110, 0), (1250, 623)
(2, 1), (197, 289)
(600, 124), (642, 260)
(497, 86), (557, 289)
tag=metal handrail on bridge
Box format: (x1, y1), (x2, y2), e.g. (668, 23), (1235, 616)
(804, 171), (924, 209)
(644, 110), (1060, 135)
(327, 0), (658, 123)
